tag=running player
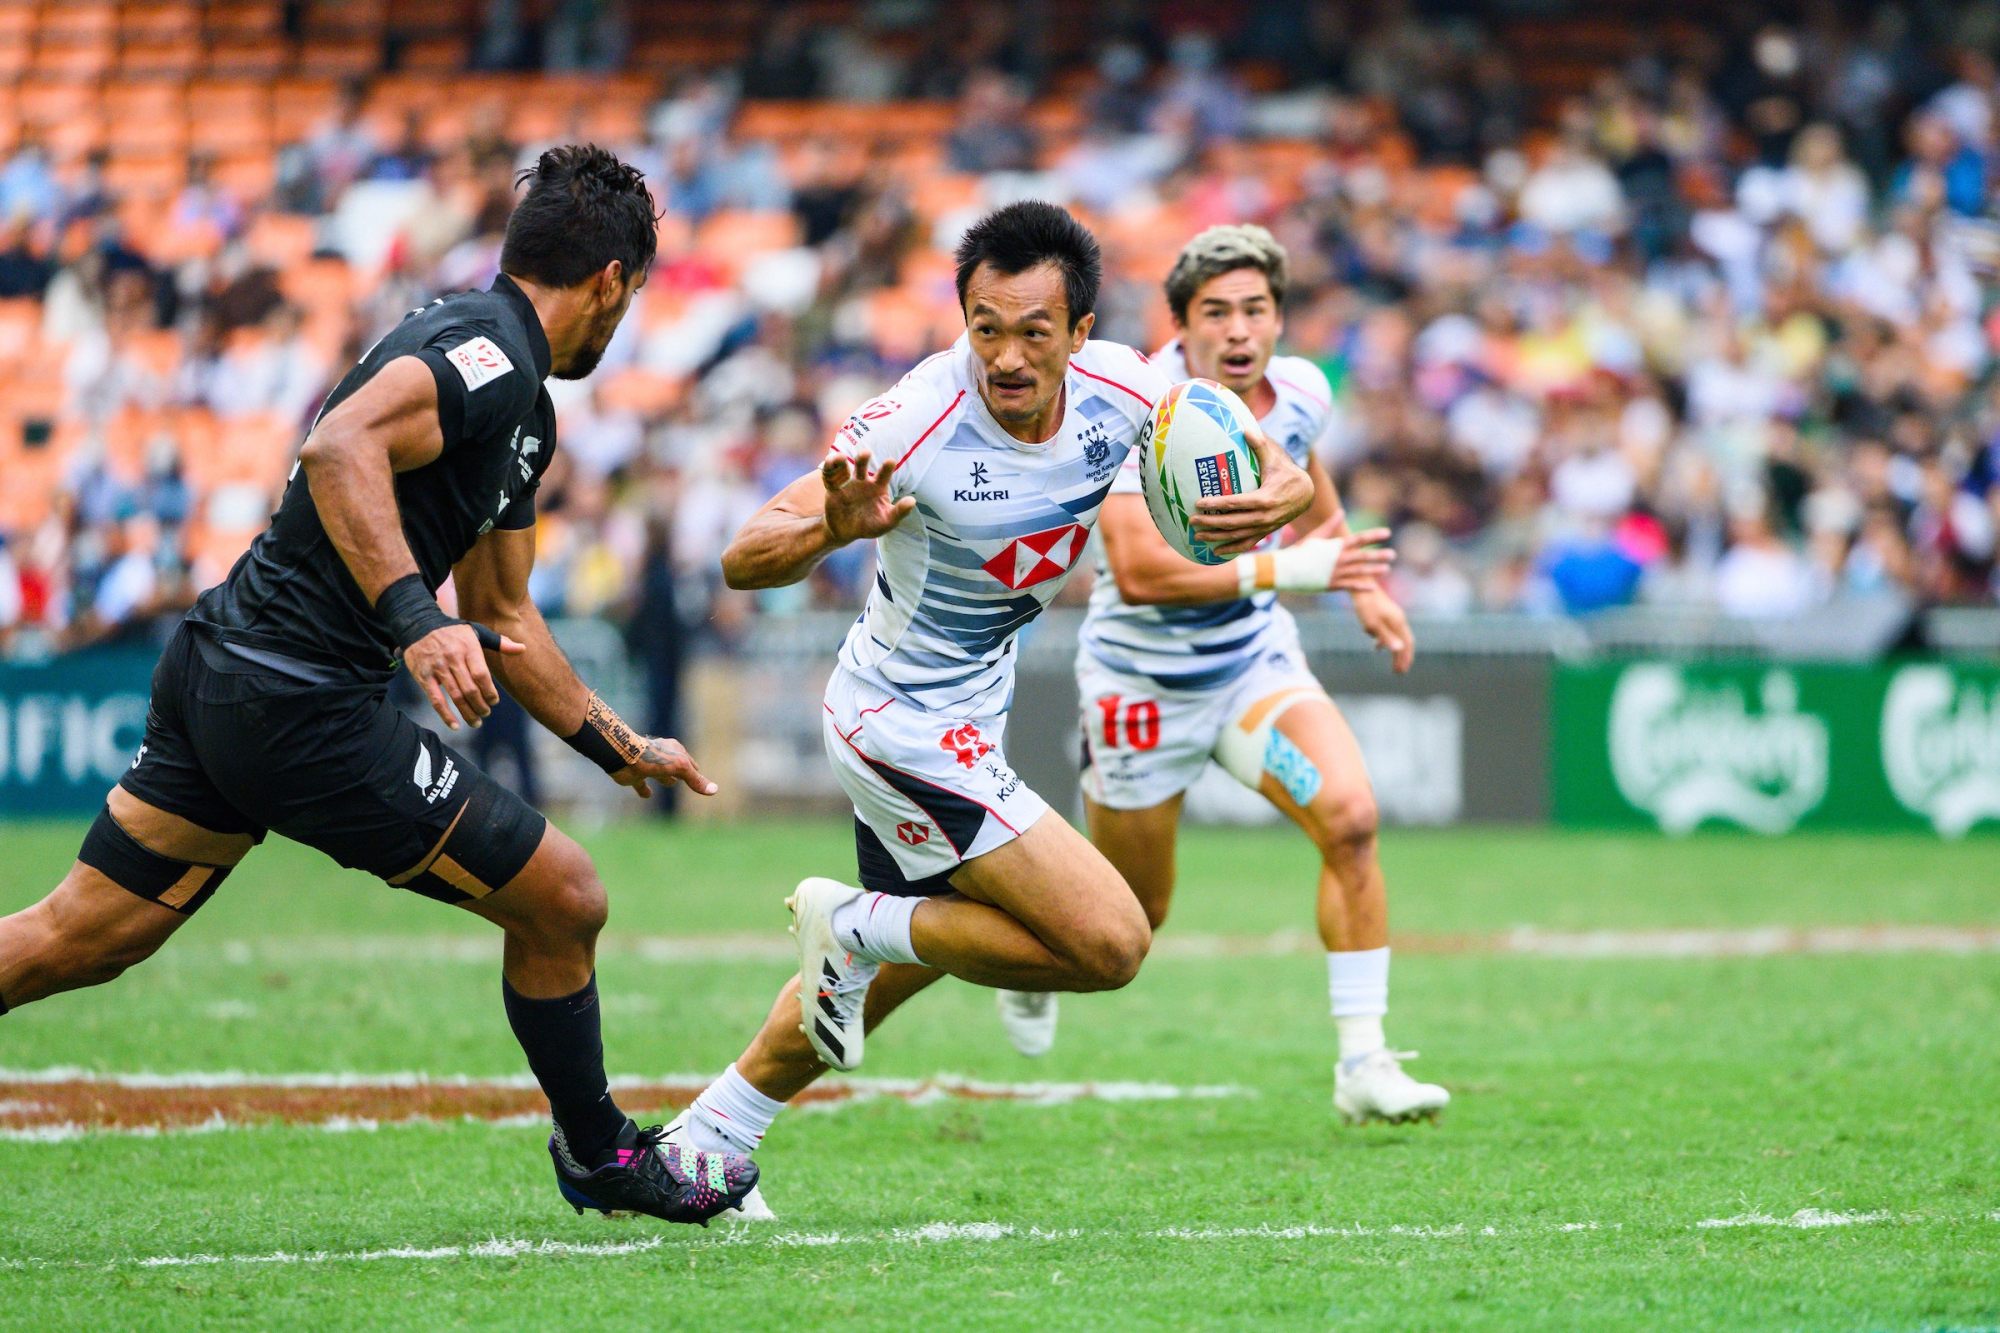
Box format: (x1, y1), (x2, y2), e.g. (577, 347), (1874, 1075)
(997, 224), (1450, 1125)
(664, 203), (1382, 1215)
(0, 147), (757, 1222)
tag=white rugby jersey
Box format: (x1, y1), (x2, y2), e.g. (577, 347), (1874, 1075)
(833, 334), (1168, 718)
(1077, 341), (1334, 694)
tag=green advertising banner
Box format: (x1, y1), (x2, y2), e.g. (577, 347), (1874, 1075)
(0, 648), (157, 817)
(1554, 660), (2000, 836)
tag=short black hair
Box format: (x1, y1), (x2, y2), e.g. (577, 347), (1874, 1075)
(501, 144), (660, 289)
(953, 201), (1101, 328)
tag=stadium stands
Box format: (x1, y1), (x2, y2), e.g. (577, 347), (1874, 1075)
(0, 0), (1996, 659)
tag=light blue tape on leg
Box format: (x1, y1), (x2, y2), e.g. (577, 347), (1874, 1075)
(1263, 729), (1321, 806)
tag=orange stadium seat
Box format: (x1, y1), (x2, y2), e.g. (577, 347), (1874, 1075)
(300, 36), (384, 79)
(397, 35), (469, 73)
(187, 77), (270, 123)
(594, 369), (686, 419)
(118, 37), (205, 80)
(208, 148), (279, 202)
(102, 81), (187, 125)
(122, 3), (203, 45)
(32, 43), (116, 81)
(17, 80), (98, 129)
(43, 115), (108, 160)
(205, 37), (292, 78)
(281, 256), (355, 312)
(205, 1), (285, 40)
(270, 76), (341, 139)
(104, 151), (188, 198)
(695, 211), (805, 265)
(38, 2), (119, 47)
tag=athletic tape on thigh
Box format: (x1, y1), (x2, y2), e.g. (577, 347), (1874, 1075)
(395, 776), (547, 905)
(1213, 686), (1324, 797)
(77, 806), (235, 916)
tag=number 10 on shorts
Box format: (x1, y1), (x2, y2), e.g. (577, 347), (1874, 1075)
(1095, 695), (1160, 751)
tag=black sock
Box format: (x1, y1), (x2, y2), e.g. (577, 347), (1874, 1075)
(502, 973), (626, 1160)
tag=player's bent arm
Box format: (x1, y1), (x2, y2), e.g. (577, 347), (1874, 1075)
(1291, 456), (1349, 543)
(454, 527), (716, 797)
(300, 356), (511, 731)
(722, 451), (915, 590)
(297, 356), (448, 600)
(722, 471), (840, 590)
(1100, 496), (1245, 606)
(1102, 494), (1395, 607)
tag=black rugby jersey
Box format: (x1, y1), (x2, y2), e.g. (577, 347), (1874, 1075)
(186, 273), (557, 685)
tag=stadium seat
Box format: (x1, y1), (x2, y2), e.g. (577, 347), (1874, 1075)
(122, 3), (203, 46)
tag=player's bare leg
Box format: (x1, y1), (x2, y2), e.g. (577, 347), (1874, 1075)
(0, 788), (248, 1009)
(666, 963), (941, 1220)
(990, 792), (1186, 1056)
(790, 810), (1151, 1069)
(1258, 698), (1447, 1124)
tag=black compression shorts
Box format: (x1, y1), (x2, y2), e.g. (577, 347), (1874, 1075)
(115, 624), (547, 911)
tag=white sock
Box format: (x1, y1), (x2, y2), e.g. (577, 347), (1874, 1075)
(685, 1063), (786, 1156)
(1328, 947), (1390, 1063)
(828, 891), (923, 965)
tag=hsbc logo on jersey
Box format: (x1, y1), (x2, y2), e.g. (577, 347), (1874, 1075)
(979, 522), (1089, 590)
(939, 724), (993, 769)
(895, 821), (930, 846)
(444, 336), (513, 392)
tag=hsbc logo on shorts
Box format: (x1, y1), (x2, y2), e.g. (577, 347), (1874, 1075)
(896, 821), (930, 846)
(979, 523), (1089, 590)
(939, 723), (993, 769)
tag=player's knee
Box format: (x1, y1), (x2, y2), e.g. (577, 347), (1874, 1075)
(1310, 786), (1379, 864)
(521, 845), (608, 945)
(1067, 906), (1151, 991)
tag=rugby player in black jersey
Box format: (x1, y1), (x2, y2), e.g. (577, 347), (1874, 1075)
(0, 146), (757, 1225)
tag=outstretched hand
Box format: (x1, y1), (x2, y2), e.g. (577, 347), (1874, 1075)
(614, 736), (719, 799)
(821, 449), (917, 545)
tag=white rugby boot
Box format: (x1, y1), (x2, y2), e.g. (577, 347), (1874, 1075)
(1333, 1049), (1450, 1125)
(996, 989), (1058, 1057)
(661, 1112), (775, 1222)
(788, 877), (879, 1072)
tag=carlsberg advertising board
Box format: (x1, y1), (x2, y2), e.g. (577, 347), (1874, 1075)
(1555, 661), (2000, 836)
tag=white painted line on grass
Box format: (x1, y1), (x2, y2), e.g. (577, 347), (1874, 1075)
(1704, 1209), (1899, 1230)
(13, 1210), (1984, 1273)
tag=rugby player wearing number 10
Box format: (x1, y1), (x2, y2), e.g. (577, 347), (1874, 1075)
(997, 225), (1451, 1125)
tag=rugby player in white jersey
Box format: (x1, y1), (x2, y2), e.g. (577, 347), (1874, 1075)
(997, 224), (1450, 1125)
(662, 203), (1376, 1214)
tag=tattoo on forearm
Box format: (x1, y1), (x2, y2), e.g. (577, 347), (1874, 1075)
(564, 692), (647, 773)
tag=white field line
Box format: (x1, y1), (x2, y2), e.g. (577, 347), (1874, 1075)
(7, 1211), (1990, 1273)
(184, 924), (2000, 968)
(1696, 1209), (1895, 1230)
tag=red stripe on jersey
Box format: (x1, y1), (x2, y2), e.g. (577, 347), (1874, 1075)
(1072, 363), (1155, 408)
(898, 390), (967, 465)
(1268, 373), (1330, 411)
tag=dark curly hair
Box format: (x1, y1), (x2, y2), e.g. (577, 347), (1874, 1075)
(953, 201), (1101, 329)
(501, 144), (660, 288)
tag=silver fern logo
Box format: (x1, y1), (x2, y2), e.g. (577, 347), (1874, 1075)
(1608, 666), (1828, 833)
(1880, 666), (2000, 838)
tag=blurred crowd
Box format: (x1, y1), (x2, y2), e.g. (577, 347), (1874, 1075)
(4, 0), (2000, 661)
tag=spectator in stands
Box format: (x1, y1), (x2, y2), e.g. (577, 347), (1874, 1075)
(0, 216), (53, 299)
(0, 138), (60, 226)
(945, 70), (1038, 174)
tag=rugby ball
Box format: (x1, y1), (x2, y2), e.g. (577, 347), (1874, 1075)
(1136, 378), (1264, 565)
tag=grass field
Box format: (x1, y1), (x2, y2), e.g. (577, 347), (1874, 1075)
(1, 818), (1995, 1330)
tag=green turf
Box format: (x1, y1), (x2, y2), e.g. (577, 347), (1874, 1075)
(1, 819), (1995, 1330)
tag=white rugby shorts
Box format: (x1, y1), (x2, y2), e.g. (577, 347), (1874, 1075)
(823, 667), (1049, 893)
(1078, 630), (1330, 811)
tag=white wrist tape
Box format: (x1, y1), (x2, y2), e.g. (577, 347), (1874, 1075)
(1234, 538), (1346, 596)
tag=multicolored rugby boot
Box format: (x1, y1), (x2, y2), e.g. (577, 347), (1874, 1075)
(549, 1118), (759, 1224)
